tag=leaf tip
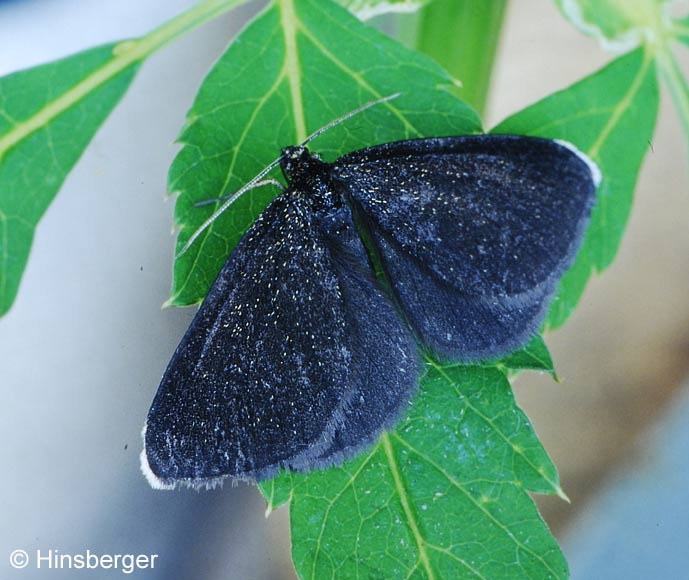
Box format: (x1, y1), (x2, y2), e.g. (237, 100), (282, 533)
(264, 502), (274, 518)
(161, 296), (176, 310)
(556, 485), (571, 503)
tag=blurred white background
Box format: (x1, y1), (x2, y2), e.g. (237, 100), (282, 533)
(0, 1), (688, 579)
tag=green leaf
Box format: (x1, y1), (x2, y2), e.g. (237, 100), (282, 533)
(337, 0), (434, 20)
(498, 335), (556, 377)
(262, 365), (566, 579)
(493, 48), (659, 328)
(176, 0), (566, 576)
(168, 0), (481, 306)
(553, 0), (673, 50)
(0, 0), (251, 316)
(261, 471), (295, 513)
(0, 45), (138, 315)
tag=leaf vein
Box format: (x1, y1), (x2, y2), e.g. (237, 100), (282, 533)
(382, 433), (435, 580)
(430, 362), (560, 494)
(392, 433), (561, 579)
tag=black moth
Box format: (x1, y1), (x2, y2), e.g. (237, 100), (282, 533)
(142, 133), (599, 489)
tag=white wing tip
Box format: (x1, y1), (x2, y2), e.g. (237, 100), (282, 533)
(140, 423), (232, 491)
(555, 139), (602, 187)
(140, 424), (175, 490)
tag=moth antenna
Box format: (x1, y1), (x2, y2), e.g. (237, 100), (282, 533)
(178, 93), (400, 258)
(176, 156), (284, 258)
(301, 93), (401, 147)
(194, 179), (286, 208)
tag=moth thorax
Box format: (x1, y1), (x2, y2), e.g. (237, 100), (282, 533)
(280, 146), (324, 182)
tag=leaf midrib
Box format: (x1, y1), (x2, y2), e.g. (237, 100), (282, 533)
(0, 0), (248, 160)
(381, 433), (436, 580)
(589, 48), (655, 158)
(171, 0), (428, 304)
(392, 432), (561, 579)
(280, 0), (307, 142)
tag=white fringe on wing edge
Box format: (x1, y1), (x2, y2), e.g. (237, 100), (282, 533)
(555, 139), (602, 187)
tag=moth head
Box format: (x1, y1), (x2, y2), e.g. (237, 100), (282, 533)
(280, 146), (321, 181)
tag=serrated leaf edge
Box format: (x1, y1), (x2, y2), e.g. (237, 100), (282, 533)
(430, 362), (562, 495)
(390, 433), (561, 579)
(300, 361), (565, 579)
(169, 0), (440, 306)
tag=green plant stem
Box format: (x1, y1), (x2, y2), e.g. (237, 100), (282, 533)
(402, 0), (508, 116)
(128, 0), (251, 59)
(0, 0), (250, 157)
